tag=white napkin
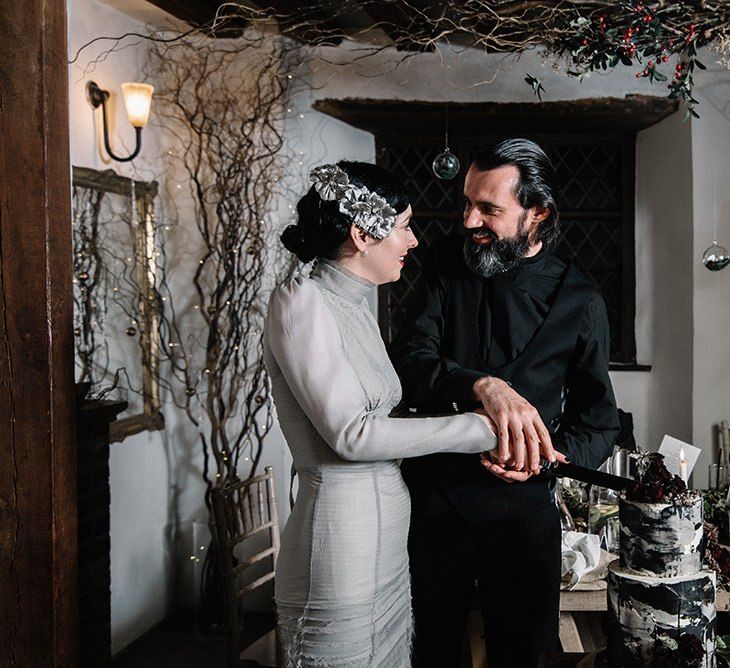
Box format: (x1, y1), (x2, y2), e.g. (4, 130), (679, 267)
(561, 531), (607, 590)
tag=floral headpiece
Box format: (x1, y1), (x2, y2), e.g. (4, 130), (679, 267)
(309, 164), (397, 240)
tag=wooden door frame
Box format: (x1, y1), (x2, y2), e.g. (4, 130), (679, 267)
(1, 1), (77, 665)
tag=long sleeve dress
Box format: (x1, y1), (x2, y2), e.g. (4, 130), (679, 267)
(264, 259), (496, 668)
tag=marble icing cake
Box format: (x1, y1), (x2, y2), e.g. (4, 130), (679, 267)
(606, 456), (716, 667)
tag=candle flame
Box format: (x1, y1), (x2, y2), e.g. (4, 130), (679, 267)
(679, 447), (685, 461)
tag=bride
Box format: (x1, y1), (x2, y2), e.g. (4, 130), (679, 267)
(264, 161), (553, 667)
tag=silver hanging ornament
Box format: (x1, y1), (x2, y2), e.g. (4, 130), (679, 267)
(703, 176), (729, 271)
(702, 241), (730, 272)
(432, 103), (460, 180)
(432, 149), (460, 180)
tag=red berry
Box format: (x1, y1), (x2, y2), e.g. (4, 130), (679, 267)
(581, 38), (588, 46)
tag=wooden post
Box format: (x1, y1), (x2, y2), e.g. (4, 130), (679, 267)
(0, 1), (77, 665)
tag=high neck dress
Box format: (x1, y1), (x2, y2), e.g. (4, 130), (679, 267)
(264, 259), (495, 667)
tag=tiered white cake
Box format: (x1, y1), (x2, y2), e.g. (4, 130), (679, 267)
(607, 492), (716, 667)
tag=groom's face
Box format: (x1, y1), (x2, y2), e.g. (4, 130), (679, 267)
(462, 163), (538, 278)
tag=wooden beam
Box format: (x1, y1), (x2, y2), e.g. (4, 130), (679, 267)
(313, 95), (680, 141)
(358, 1), (436, 52)
(0, 0), (77, 665)
(257, 0), (345, 45)
(145, 0), (250, 36)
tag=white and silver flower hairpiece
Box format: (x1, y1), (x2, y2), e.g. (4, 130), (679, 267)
(309, 164), (397, 240)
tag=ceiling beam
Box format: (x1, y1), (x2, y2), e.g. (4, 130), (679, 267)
(145, 0), (250, 36)
(257, 0), (345, 45)
(357, 1), (436, 52)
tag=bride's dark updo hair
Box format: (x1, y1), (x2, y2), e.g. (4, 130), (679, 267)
(281, 161), (410, 263)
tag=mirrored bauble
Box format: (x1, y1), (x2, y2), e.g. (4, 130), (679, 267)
(126, 326), (137, 336)
(702, 241), (730, 272)
(432, 149), (460, 180)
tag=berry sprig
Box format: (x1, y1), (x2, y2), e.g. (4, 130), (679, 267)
(551, 2), (712, 117)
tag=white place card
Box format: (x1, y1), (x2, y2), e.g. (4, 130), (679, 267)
(658, 435), (701, 478)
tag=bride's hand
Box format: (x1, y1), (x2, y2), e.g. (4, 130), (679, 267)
(479, 451), (534, 483)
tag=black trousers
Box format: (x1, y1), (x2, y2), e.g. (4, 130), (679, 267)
(408, 500), (561, 668)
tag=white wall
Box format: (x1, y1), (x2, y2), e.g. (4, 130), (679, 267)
(691, 59), (730, 488)
(634, 112), (694, 451)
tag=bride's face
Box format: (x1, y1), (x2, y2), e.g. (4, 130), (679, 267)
(365, 205), (417, 285)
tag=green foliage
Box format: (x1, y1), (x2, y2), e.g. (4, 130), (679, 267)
(551, 1), (725, 117)
(704, 487), (730, 542)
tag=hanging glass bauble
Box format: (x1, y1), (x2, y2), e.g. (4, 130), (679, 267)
(702, 241), (730, 272)
(432, 149), (460, 180)
(126, 326), (137, 336)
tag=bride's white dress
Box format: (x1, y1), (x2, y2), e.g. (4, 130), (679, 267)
(264, 260), (495, 667)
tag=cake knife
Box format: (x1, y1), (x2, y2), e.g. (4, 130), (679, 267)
(539, 459), (634, 491)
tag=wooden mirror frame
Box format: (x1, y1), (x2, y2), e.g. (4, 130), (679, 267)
(72, 166), (165, 442)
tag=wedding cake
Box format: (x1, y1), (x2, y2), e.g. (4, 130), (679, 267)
(606, 455), (716, 667)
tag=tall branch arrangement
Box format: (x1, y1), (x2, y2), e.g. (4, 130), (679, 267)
(147, 33), (299, 499)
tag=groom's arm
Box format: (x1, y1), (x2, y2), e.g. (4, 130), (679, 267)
(390, 240), (557, 473)
(552, 293), (620, 469)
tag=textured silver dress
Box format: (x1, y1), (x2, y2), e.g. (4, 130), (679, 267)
(264, 260), (495, 667)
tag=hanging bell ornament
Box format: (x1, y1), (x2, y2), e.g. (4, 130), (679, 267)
(432, 148), (460, 180)
(702, 241), (730, 272)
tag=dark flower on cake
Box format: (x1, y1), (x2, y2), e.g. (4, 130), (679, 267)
(625, 453), (687, 503)
(678, 634), (706, 665)
(653, 633), (704, 667)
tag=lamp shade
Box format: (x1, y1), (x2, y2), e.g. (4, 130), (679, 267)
(121, 82), (154, 128)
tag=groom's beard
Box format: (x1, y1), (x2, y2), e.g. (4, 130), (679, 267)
(463, 213), (531, 279)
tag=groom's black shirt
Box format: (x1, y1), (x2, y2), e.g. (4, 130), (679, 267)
(391, 235), (619, 522)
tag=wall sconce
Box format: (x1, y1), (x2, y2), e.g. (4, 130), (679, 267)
(86, 81), (154, 163)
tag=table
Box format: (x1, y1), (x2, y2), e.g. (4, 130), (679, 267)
(558, 586), (730, 652)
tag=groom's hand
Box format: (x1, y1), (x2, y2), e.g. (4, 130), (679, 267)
(472, 376), (557, 475)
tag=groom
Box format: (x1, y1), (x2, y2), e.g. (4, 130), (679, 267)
(391, 138), (620, 667)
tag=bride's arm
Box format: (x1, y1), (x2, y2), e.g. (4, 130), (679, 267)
(266, 278), (496, 462)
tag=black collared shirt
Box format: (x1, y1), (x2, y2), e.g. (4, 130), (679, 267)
(481, 248), (567, 368)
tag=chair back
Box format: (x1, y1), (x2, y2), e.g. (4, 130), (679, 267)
(211, 466), (280, 666)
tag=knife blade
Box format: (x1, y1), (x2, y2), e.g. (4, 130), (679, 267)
(540, 459), (634, 491)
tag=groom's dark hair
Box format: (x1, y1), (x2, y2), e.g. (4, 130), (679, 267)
(472, 138), (560, 247)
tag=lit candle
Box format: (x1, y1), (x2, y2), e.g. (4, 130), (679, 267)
(679, 448), (688, 483)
